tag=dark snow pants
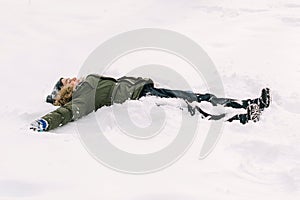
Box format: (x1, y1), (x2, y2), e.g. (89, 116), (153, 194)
(139, 84), (257, 124)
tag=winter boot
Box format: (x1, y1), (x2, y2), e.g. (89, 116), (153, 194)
(227, 103), (261, 124)
(259, 88), (271, 110)
(247, 103), (261, 122)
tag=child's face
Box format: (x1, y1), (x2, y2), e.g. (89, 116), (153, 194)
(61, 77), (79, 87)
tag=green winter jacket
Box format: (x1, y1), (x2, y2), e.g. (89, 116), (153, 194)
(42, 74), (153, 131)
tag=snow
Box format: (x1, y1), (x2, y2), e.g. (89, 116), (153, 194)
(0, 0), (300, 199)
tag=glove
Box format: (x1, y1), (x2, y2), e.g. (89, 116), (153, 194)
(30, 119), (49, 132)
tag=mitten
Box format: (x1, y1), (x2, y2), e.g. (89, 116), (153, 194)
(30, 119), (49, 132)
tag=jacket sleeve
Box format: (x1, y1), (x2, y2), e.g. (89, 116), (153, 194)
(42, 82), (96, 131)
(42, 103), (73, 131)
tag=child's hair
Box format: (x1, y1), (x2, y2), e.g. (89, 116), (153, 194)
(54, 85), (74, 106)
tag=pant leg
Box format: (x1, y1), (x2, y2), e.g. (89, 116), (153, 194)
(140, 85), (256, 110)
(139, 85), (250, 124)
(188, 103), (248, 123)
(197, 93), (257, 109)
(227, 114), (249, 124)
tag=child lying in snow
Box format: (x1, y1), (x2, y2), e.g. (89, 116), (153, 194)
(30, 74), (271, 132)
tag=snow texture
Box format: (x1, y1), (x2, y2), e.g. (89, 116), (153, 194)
(0, 0), (299, 199)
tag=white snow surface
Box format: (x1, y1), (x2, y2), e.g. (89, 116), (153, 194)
(0, 0), (300, 199)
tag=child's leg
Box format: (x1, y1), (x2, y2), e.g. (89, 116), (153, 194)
(141, 86), (250, 109)
(227, 114), (249, 124)
(188, 103), (261, 124)
(227, 104), (261, 124)
(196, 88), (271, 110)
(197, 93), (250, 109)
(140, 85), (270, 111)
(140, 85), (263, 124)
(141, 85), (250, 109)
